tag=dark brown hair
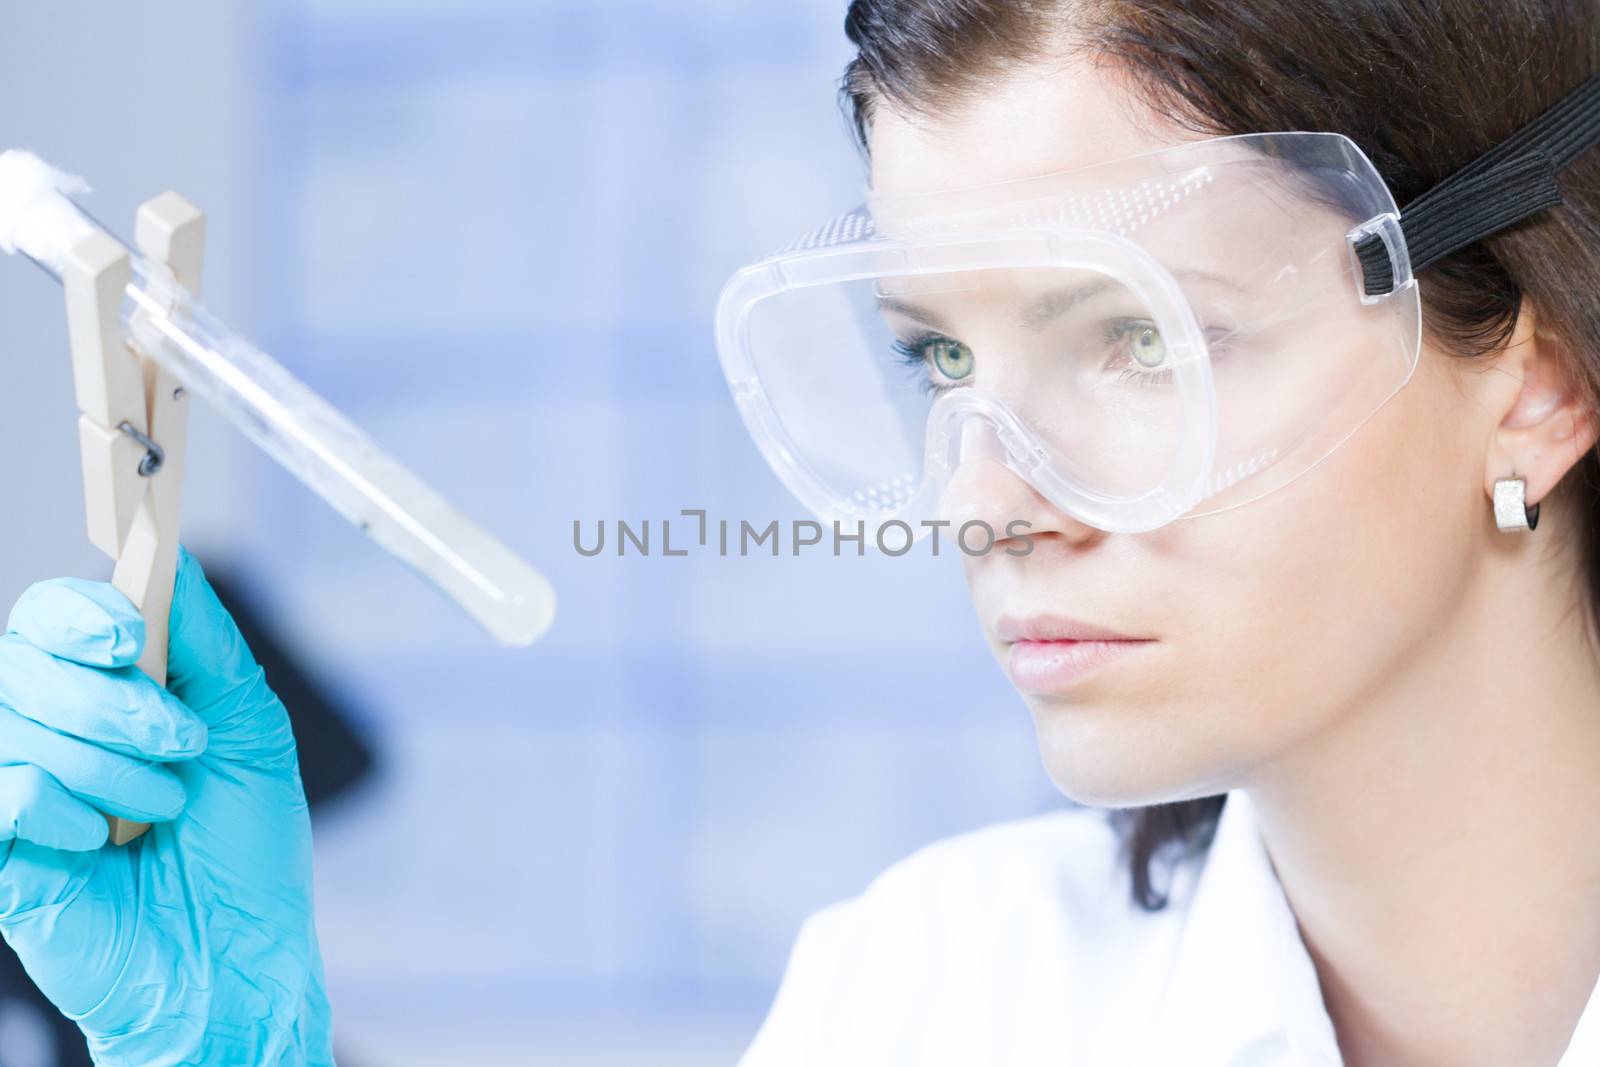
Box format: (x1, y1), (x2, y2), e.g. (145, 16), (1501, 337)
(842, 0), (1600, 909)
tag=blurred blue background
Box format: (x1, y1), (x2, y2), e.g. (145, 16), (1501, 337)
(0, 2), (1059, 1063)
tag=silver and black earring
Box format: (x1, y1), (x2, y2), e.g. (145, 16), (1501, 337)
(1493, 476), (1540, 532)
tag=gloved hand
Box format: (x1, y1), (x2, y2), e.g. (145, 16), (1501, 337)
(0, 548), (334, 1066)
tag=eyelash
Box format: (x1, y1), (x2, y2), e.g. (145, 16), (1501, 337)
(1102, 318), (1171, 386)
(892, 334), (962, 396)
(1102, 320), (1239, 387)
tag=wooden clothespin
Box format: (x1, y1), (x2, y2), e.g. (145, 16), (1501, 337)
(61, 192), (205, 846)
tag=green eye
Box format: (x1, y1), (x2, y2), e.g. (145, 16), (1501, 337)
(1127, 323), (1167, 368)
(928, 338), (975, 381)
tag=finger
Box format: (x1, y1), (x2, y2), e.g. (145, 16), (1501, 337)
(0, 636), (206, 762)
(166, 547), (294, 764)
(0, 838), (98, 938)
(0, 765), (109, 851)
(7, 577), (144, 669)
(166, 546), (257, 706)
(0, 708), (187, 823)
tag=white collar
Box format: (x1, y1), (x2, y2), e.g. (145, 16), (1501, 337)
(1143, 789), (1342, 1066)
(1147, 790), (1600, 1066)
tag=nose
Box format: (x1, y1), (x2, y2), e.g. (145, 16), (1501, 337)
(938, 422), (1105, 550)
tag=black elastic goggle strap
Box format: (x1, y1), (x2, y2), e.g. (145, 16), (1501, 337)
(1357, 74), (1600, 297)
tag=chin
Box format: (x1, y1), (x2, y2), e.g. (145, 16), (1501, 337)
(1027, 695), (1237, 809)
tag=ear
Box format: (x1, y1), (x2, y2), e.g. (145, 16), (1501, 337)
(1482, 303), (1600, 510)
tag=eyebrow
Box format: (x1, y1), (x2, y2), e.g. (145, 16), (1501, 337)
(875, 295), (953, 333)
(875, 269), (1250, 335)
(1017, 278), (1125, 331)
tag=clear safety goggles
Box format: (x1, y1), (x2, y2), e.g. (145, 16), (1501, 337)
(715, 77), (1600, 535)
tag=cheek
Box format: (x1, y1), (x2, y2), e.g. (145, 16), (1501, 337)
(955, 344), (1483, 802)
(1149, 345), (1482, 755)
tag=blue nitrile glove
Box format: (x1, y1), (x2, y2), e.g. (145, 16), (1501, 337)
(0, 547), (333, 1066)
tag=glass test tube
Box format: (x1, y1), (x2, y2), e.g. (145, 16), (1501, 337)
(20, 193), (556, 647)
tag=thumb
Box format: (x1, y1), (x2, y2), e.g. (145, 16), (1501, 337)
(165, 547), (295, 767)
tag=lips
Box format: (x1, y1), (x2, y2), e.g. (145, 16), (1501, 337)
(995, 614), (1146, 643)
(996, 614), (1155, 693)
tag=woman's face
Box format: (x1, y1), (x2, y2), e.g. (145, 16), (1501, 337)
(868, 60), (1501, 808)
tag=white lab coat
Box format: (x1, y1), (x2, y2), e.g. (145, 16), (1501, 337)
(738, 790), (1600, 1066)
